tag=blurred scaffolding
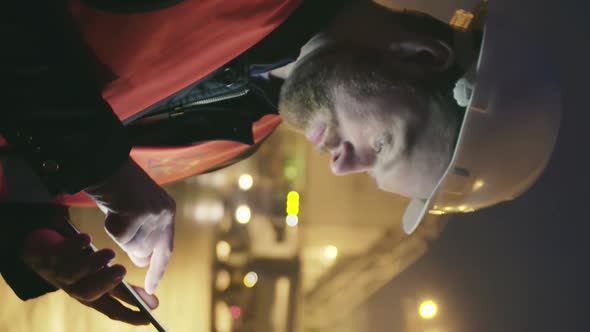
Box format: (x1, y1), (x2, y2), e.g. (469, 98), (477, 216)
(203, 126), (447, 332)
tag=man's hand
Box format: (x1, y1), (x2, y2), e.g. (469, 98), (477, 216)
(84, 158), (175, 294)
(21, 229), (159, 326)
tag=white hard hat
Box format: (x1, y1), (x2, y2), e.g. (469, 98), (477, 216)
(402, 23), (562, 234)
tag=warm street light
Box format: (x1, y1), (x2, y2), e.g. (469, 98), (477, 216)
(286, 214), (299, 227)
(215, 270), (231, 291)
(235, 205), (251, 224)
(216, 241), (231, 262)
(419, 300), (438, 320)
(238, 174), (254, 190)
(472, 179), (485, 191)
(243, 271), (259, 288)
(322, 245), (338, 264)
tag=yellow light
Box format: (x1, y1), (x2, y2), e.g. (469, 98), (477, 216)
(443, 206), (456, 212)
(286, 191), (300, 216)
(216, 241), (231, 262)
(284, 165), (297, 180)
(238, 174), (254, 191)
(243, 271), (258, 288)
(419, 300), (438, 320)
(324, 245), (338, 260)
(235, 205), (251, 224)
(458, 205), (467, 212)
(215, 270), (231, 291)
(286, 215), (299, 227)
(472, 179), (485, 191)
(428, 210), (445, 215)
(215, 301), (233, 332)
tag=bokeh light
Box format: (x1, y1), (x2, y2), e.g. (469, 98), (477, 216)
(419, 300), (438, 320)
(323, 245), (338, 260)
(284, 165), (297, 180)
(472, 179), (485, 191)
(215, 301), (233, 332)
(235, 205), (251, 224)
(286, 191), (300, 215)
(216, 241), (231, 262)
(243, 271), (259, 288)
(238, 174), (254, 191)
(230, 305), (242, 320)
(286, 215), (299, 227)
(215, 270), (231, 291)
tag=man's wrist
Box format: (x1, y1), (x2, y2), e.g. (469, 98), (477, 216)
(83, 157), (137, 213)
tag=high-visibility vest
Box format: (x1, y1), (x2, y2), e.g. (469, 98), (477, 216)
(1, 0), (301, 206)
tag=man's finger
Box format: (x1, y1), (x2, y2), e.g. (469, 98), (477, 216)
(84, 295), (151, 326)
(126, 220), (166, 268)
(104, 213), (142, 245)
(66, 265), (126, 302)
(58, 233), (92, 257)
(123, 214), (159, 251)
(128, 252), (151, 268)
(55, 249), (116, 285)
(145, 239), (172, 294)
(111, 283), (159, 310)
(122, 215), (159, 264)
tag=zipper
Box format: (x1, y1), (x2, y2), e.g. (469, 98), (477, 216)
(173, 88), (250, 111)
(133, 88), (251, 124)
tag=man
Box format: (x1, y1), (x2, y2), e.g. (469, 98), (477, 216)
(1, 0), (561, 326)
(278, 0), (562, 235)
(1, 204), (160, 326)
(278, 2), (470, 200)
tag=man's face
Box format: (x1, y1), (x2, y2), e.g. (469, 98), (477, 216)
(279, 47), (460, 199)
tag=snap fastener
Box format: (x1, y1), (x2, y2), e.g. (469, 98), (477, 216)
(221, 67), (237, 87)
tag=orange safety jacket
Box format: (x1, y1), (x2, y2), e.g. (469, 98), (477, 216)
(0, 0), (301, 206)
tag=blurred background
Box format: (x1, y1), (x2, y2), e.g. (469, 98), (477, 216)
(0, 123), (447, 332)
(5, 1), (590, 332)
(0, 2), (473, 332)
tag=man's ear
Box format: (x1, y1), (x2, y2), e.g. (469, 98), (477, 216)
(388, 37), (454, 72)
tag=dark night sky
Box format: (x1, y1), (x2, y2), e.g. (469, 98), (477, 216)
(367, 69), (590, 331)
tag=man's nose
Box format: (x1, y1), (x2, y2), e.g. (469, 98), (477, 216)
(330, 141), (375, 175)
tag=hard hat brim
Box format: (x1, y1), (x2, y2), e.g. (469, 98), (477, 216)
(402, 198), (429, 234)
